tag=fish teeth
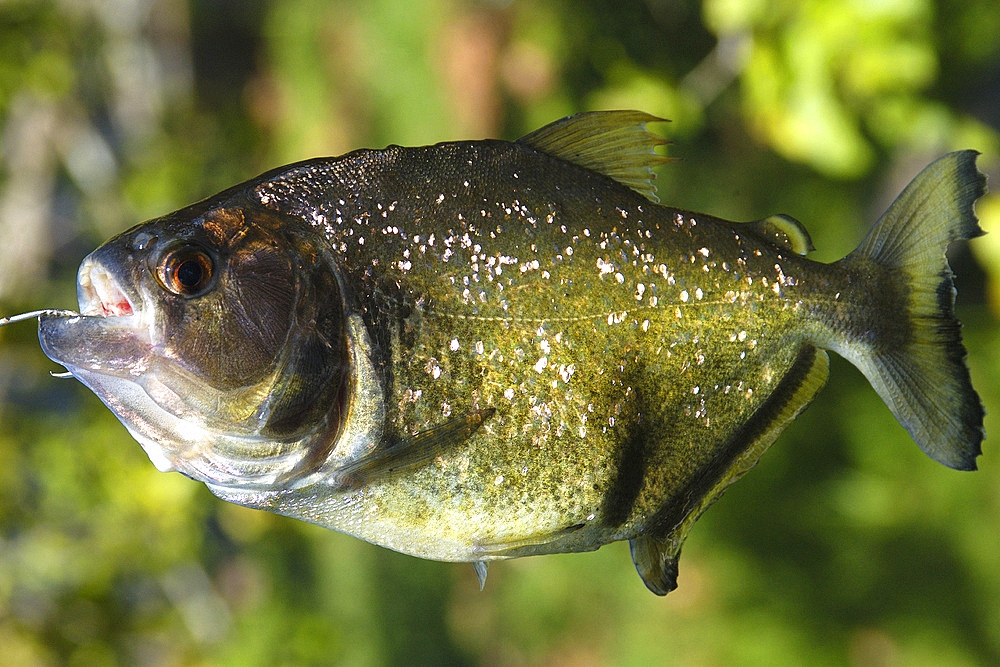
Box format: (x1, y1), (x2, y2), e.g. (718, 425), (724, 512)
(79, 262), (134, 317)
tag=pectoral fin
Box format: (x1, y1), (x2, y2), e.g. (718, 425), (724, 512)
(471, 522), (587, 558)
(329, 408), (495, 490)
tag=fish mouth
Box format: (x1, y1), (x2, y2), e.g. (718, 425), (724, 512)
(78, 259), (137, 319)
(38, 257), (152, 378)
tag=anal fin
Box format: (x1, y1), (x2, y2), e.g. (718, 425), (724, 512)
(629, 534), (681, 595)
(631, 345), (829, 595)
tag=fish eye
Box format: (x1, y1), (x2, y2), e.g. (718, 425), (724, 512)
(155, 245), (216, 298)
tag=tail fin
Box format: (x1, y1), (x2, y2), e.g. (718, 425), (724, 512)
(845, 151), (986, 470)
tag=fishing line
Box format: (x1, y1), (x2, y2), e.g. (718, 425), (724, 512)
(0, 309), (80, 326)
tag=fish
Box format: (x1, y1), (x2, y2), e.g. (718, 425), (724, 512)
(1, 111), (986, 595)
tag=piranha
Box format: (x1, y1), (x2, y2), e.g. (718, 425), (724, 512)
(2, 111), (986, 595)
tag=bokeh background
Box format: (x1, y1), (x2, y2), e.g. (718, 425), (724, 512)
(2, 0), (1000, 664)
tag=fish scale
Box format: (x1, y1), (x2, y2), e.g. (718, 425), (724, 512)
(6, 111), (985, 595)
(248, 132), (905, 559)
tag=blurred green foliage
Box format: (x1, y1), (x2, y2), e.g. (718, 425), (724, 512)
(2, 0), (1000, 664)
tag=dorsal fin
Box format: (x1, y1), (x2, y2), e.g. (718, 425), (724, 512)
(517, 110), (673, 201)
(744, 214), (814, 255)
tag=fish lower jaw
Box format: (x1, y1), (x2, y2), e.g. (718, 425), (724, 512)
(106, 392), (325, 487)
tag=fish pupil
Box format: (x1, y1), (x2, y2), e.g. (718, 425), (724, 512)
(175, 259), (203, 289)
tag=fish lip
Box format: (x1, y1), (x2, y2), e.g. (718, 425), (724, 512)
(78, 258), (138, 319)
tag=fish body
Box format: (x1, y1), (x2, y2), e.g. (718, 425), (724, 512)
(20, 112), (985, 594)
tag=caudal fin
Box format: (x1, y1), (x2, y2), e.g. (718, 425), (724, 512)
(846, 151), (986, 470)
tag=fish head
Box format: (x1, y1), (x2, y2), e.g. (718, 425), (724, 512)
(38, 203), (352, 488)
